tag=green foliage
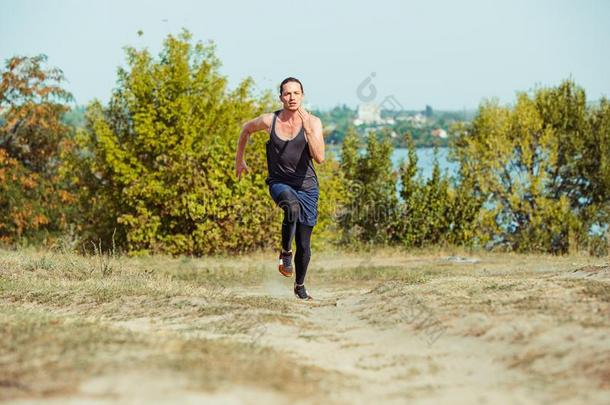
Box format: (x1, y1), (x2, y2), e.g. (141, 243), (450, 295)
(71, 30), (283, 255)
(338, 127), (399, 244)
(311, 104), (356, 144)
(311, 152), (349, 251)
(337, 125), (360, 242)
(452, 80), (610, 254)
(338, 126), (479, 248)
(397, 134), (480, 247)
(64, 30), (346, 255)
(0, 55), (76, 245)
(3, 46), (606, 258)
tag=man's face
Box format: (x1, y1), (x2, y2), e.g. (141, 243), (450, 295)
(279, 81), (303, 111)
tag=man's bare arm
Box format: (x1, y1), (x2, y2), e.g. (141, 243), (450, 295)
(307, 116), (325, 164)
(297, 109), (324, 164)
(235, 113), (272, 180)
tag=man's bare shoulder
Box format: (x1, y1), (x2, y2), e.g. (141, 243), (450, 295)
(260, 112), (275, 126)
(309, 114), (323, 127)
(244, 112), (275, 134)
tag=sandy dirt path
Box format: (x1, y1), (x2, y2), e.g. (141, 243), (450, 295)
(243, 284), (577, 404)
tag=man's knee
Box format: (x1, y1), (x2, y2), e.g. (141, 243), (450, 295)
(296, 245), (311, 259)
(296, 236), (311, 257)
(300, 246), (311, 257)
(278, 191), (300, 222)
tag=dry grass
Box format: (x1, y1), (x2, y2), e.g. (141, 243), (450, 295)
(0, 249), (340, 402)
(1, 247), (609, 403)
(0, 305), (337, 402)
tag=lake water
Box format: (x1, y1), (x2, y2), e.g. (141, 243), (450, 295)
(391, 147), (458, 179)
(327, 146), (459, 179)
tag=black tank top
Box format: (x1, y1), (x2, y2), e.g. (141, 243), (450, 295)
(265, 110), (318, 190)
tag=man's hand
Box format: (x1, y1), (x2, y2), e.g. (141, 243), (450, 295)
(297, 107), (314, 140)
(235, 159), (250, 180)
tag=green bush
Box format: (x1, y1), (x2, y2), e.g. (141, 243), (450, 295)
(397, 135), (480, 248)
(451, 80), (610, 254)
(70, 30), (282, 255)
(338, 127), (399, 244)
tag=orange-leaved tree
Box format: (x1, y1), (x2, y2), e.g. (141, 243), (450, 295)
(0, 55), (76, 245)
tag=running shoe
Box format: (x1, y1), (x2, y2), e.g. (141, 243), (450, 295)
(294, 283), (313, 300)
(278, 250), (293, 277)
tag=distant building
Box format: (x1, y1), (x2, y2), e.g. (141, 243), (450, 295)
(396, 113), (427, 127)
(410, 113), (427, 126)
(431, 128), (448, 139)
(354, 103), (382, 125)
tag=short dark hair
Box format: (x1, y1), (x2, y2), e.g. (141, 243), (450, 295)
(279, 77), (304, 95)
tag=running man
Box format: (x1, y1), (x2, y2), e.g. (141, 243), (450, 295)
(235, 77), (325, 300)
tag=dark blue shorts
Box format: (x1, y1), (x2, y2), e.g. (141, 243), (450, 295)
(268, 182), (319, 227)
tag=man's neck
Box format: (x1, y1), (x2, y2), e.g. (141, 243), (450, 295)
(280, 108), (299, 123)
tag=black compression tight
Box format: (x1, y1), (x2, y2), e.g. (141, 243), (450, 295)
(277, 190), (313, 285)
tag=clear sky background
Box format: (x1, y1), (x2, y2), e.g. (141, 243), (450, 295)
(2, 0), (609, 110)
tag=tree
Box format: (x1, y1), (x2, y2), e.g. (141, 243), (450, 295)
(338, 127), (399, 244)
(337, 125), (361, 242)
(0, 55), (76, 245)
(452, 80), (610, 254)
(397, 134), (480, 247)
(71, 30), (346, 255)
(72, 30), (278, 255)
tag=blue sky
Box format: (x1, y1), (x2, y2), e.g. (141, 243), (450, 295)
(1, 0), (609, 110)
